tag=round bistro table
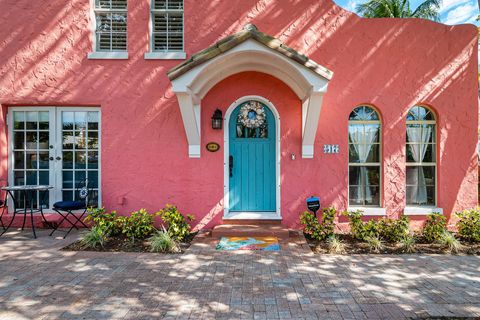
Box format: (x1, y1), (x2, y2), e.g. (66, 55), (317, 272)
(0, 185), (54, 239)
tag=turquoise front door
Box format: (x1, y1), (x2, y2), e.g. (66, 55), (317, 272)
(229, 100), (276, 213)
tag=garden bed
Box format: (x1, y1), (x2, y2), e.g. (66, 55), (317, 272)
(305, 234), (480, 255)
(62, 232), (197, 254)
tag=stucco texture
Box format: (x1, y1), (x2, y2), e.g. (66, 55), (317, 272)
(0, 0), (478, 229)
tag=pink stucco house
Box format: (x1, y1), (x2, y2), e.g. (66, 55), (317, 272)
(0, 0), (478, 230)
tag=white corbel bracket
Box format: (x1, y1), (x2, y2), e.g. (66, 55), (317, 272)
(302, 90), (326, 158)
(175, 91), (201, 158)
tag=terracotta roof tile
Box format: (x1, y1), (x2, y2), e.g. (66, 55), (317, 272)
(167, 24), (333, 81)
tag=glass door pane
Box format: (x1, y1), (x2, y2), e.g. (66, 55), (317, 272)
(11, 110), (53, 209)
(59, 110), (100, 207)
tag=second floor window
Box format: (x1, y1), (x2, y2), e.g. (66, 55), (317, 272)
(151, 0), (184, 52)
(94, 0), (127, 52)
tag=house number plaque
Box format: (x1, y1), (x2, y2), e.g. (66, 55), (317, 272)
(323, 144), (339, 154)
(206, 142), (220, 152)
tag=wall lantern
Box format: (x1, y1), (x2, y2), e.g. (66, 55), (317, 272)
(211, 109), (223, 130)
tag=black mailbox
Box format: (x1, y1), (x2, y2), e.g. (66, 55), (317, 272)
(306, 196), (320, 217)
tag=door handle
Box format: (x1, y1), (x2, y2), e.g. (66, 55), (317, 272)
(56, 156), (61, 161)
(229, 155), (233, 178)
(49, 157), (54, 161)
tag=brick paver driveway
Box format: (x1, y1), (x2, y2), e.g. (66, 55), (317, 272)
(0, 230), (479, 319)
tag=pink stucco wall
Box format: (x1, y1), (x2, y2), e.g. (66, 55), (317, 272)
(0, 0), (477, 229)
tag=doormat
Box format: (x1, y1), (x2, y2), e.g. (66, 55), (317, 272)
(216, 236), (280, 251)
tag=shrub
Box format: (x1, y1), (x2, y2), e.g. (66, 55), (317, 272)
(439, 231), (462, 254)
(117, 209), (156, 242)
(400, 234), (416, 253)
(84, 207), (120, 236)
(365, 236), (383, 253)
(158, 204), (194, 242)
(344, 211), (411, 243)
(321, 207), (336, 239)
(149, 228), (180, 253)
(327, 235), (345, 254)
(423, 213), (447, 243)
(343, 210), (379, 241)
(300, 207), (337, 241)
(81, 225), (107, 249)
(378, 216), (410, 243)
(456, 208), (480, 242)
(300, 211), (323, 240)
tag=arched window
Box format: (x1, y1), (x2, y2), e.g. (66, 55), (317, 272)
(406, 106), (436, 206)
(348, 106), (381, 207)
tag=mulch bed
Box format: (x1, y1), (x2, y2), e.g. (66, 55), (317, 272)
(62, 232), (197, 254)
(305, 234), (480, 255)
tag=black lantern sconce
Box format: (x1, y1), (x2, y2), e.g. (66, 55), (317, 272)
(211, 109), (223, 130)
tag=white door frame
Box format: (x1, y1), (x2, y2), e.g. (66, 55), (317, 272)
(54, 107), (102, 208)
(8, 107), (57, 210)
(223, 95), (281, 220)
(7, 106), (101, 212)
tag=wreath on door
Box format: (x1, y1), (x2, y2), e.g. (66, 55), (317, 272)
(238, 101), (266, 129)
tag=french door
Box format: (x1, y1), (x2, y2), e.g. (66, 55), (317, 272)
(8, 107), (101, 211)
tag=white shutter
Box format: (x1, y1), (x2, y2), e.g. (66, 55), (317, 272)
(94, 0), (127, 51)
(151, 0), (183, 52)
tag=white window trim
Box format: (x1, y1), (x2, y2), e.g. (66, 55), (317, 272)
(404, 206), (443, 215)
(146, 0), (186, 59)
(88, 0), (128, 59)
(144, 52), (186, 60)
(88, 52), (129, 60)
(347, 207), (386, 216)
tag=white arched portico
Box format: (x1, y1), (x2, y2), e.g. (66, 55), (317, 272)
(168, 24), (333, 158)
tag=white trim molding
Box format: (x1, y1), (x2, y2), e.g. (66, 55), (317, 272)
(88, 52), (129, 60)
(223, 96), (281, 220)
(404, 206), (443, 215)
(348, 207), (386, 216)
(144, 52), (186, 60)
(169, 39), (330, 158)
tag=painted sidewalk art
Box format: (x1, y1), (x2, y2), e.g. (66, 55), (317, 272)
(216, 236), (280, 251)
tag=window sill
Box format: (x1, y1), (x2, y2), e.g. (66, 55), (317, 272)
(404, 207), (443, 215)
(87, 52), (129, 60)
(348, 207), (386, 216)
(144, 52), (186, 60)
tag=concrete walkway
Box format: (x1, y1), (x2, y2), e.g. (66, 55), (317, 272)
(0, 229), (479, 319)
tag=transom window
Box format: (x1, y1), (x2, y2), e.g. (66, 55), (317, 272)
(406, 105), (436, 206)
(150, 0), (184, 52)
(93, 0), (127, 52)
(348, 105), (381, 207)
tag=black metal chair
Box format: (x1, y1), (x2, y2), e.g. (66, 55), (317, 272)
(49, 179), (92, 238)
(0, 180), (7, 230)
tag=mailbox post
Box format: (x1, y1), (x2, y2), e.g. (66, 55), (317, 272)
(306, 196), (321, 218)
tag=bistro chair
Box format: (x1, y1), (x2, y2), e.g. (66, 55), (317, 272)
(0, 180), (7, 230)
(49, 179), (92, 238)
